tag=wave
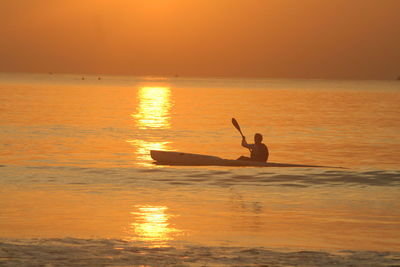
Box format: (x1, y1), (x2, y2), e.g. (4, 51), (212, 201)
(1, 165), (400, 188)
(1, 237), (399, 267)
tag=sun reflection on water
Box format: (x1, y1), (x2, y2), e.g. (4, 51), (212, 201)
(132, 86), (172, 129)
(129, 86), (174, 164)
(128, 205), (181, 247)
(127, 139), (171, 165)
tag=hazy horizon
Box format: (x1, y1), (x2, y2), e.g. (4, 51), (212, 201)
(1, 0), (399, 80)
(2, 71), (400, 82)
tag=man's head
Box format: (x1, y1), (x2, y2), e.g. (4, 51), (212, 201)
(254, 133), (263, 144)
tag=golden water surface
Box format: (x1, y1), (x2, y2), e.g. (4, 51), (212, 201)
(1, 74), (399, 251)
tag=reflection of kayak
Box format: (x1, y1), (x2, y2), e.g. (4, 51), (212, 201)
(150, 150), (329, 168)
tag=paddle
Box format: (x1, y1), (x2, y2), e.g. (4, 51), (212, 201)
(232, 118), (252, 154)
(232, 118), (245, 138)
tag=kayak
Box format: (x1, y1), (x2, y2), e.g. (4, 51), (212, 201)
(150, 150), (330, 168)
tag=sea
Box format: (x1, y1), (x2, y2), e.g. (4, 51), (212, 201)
(1, 73), (400, 266)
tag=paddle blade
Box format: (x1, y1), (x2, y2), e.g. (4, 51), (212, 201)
(231, 118), (244, 137)
(231, 118), (240, 131)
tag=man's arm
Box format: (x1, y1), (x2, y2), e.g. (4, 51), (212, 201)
(241, 137), (253, 150)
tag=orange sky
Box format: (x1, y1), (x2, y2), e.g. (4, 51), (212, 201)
(0, 0), (399, 80)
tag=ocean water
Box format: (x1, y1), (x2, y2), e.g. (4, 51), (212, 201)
(1, 73), (400, 266)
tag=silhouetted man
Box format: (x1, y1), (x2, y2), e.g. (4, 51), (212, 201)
(238, 133), (269, 162)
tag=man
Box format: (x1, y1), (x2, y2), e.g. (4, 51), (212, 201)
(238, 133), (269, 162)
